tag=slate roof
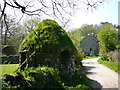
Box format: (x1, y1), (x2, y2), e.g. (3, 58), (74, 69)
(80, 34), (99, 56)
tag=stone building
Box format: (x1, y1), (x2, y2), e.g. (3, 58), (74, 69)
(80, 33), (99, 56)
(19, 19), (78, 76)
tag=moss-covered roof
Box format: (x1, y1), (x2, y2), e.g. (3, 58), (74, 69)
(20, 19), (76, 52)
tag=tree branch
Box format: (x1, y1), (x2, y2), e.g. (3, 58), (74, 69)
(0, 1), (6, 21)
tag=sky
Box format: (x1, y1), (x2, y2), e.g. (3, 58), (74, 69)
(69, 0), (119, 30)
(0, 0), (119, 30)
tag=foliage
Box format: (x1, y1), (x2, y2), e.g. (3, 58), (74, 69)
(97, 24), (118, 60)
(2, 66), (64, 89)
(1, 15), (41, 53)
(20, 19), (76, 52)
(116, 44), (120, 50)
(0, 64), (19, 76)
(68, 31), (84, 60)
(99, 50), (119, 63)
(2, 66), (90, 89)
(23, 19), (40, 32)
(68, 25), (98, 59)
(98, 59), (120, 74)
(97, 24), (117, 52)
(77, 24), (97, 37)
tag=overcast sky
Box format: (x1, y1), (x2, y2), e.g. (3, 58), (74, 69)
(69, 0), (119, 30)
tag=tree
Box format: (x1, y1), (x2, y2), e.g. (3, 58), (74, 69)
(68, 24), (99, 58)
(0, 0), (106, 26)
(77, 24), (98, 37)
(23, 19), (40, 33)
(0, 15), (20, 45)
(68, 25), (98, 48)
(97, 24), (118, 58)
(0, 15), (28, 52)
(0, 0), (107, 47)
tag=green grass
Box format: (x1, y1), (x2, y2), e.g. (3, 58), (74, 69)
(98, 59), (120, 74)
(0, 64), (19, 76)
(83, 56), (100, 60)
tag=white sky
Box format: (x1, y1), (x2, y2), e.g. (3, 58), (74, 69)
(0, 0), (119, 30)
(69, 0), (119, 30)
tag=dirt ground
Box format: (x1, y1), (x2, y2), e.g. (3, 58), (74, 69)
(82, 58), (119, 89)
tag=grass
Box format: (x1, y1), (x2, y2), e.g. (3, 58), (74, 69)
(83, 56), (100, 60)
(98, 59), (120, 74)
(0, 64), (19, 76)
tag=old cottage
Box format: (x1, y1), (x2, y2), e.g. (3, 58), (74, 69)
(19, 19), (79, 76)
(80, 33), (99, 56)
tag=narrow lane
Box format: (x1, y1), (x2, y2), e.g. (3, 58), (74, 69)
(82, 58), (119, 89)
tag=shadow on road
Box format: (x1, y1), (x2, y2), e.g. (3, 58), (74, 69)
(88, 78), (102, 89)
(84, 66), (96, 75)
(85, 66), (96, 71)
(84, 66), (103, 89)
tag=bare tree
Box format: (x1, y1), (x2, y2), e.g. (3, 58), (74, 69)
(0, 0), (106, 25)
(0, 15), (24, 45)
(0, 0), (107, 45)
(23, 18), (40, 32)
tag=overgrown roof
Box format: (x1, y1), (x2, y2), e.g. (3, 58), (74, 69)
(20, 19), (76, 53)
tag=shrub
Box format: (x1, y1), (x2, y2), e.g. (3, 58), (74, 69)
(100, 50), (119, 63)
(2, 66), (90, 89)
(2, 66), (63, 89)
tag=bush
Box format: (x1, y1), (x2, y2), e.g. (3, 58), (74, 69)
(2, 66), (63, 89)
(100, 51), (119, 63)
(2, 66), (90, 89)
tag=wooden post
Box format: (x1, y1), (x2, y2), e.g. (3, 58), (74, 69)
(19, 50), (29, 70)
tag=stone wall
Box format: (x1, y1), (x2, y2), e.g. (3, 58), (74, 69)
(111, 52), (119, 63)
(1, 55), (19, 64)
(19, 49), (76, 76)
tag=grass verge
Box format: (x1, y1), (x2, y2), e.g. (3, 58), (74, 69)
(98, 59), (120, 74)
(0, 64), (19, 76)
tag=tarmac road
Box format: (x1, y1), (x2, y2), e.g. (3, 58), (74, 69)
(82, 58), (119, 89)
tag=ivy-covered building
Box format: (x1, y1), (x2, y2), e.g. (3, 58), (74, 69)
(80, 33), (99, 56)
(19, 19), (80, 76)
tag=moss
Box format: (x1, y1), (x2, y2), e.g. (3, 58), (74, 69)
(19, 19), (80, 70)
(20, 19), (76, 53)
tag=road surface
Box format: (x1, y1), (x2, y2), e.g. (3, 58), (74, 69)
(82, 58), (119, 89)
